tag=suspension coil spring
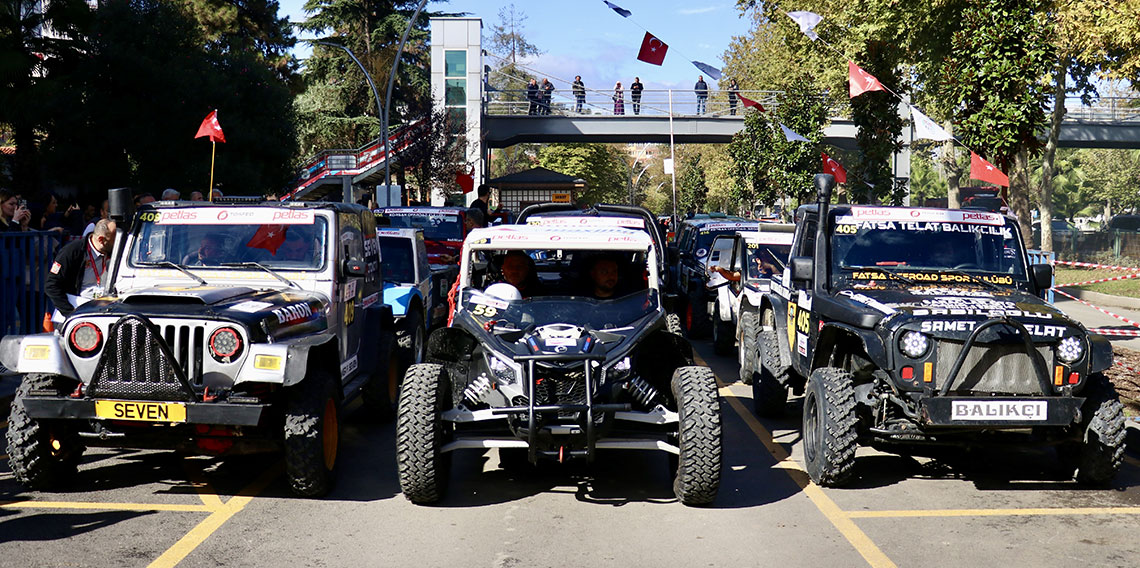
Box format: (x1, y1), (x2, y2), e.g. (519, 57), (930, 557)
(463, 374), (493, 406)
(626, 377), (660, 408)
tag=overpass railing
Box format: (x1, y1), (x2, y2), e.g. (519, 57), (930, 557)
(1064, 96), (1140, 124)
(286, 118), (429, 200)
(1, 231), (63, 337)
(486, 89), (791, 118)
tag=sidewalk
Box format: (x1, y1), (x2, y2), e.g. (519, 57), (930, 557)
(1053, 296), (1140, 351)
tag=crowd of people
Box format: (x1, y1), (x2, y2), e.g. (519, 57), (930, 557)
(0, 188), (208, 238)
(521, 75), (742, 116)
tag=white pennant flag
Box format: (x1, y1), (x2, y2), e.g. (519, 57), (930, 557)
(910, 105), (953, 142)
(780, 123), (809, 142)
(786, 11), (823, 41)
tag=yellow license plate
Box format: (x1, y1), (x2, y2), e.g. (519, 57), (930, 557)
(94, 400), (187, 423)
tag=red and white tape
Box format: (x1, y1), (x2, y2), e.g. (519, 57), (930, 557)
(1053, 287), (1140, 330)
(1088, 328), (1140, 337)
(1056, 272), (1140, 288)
(1052, 259), (1140, 271)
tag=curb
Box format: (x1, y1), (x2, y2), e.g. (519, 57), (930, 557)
(1060, 288), (1140, 311)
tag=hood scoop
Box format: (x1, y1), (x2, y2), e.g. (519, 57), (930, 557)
(121, 286), (257, 306)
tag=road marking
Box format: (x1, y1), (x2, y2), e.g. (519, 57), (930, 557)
(696, 352), (895, 568)
(148, 462), (281, 568)
(0, 500), (211, 513)
(183, 461), (226, 510)
(848, 507), (1140, 519)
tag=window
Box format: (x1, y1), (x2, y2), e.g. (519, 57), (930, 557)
(445, 79), (466, 106)
(445, 50), (466, 77)
(447, 108), (466, 135)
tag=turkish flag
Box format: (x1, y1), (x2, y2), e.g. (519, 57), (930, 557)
(822, 152), (847, 183)
(739, 94), (765, 112)
(195, 110), (226, 143)
(247, 224), (288, 255)
(456, 166), (475, 194)
(970, 152), (1009, 187)
(848, 61), (885, 98)
(637, 32), (668, 66)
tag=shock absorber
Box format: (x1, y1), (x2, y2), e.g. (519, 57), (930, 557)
(463, 374), (493, 407)
(625, 376), (660, 408)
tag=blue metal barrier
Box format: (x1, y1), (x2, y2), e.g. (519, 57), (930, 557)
(1, 231), (63, 337)
(1027, 249), (1056, 304)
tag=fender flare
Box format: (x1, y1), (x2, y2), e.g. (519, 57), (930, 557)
(761, 295), (793, 369)
(1088, 333), (1113, 374)
(281, 333), (339, 387)
(811, 322), (886, 372)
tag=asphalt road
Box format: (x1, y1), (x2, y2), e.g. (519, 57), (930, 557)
(2, 340), (1140, 568)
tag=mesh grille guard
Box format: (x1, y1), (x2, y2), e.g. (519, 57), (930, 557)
(88, 314), (197, 402)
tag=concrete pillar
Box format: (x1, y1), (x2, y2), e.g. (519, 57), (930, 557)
(430, 17), (484, 206)
(896, 98), (913, 205)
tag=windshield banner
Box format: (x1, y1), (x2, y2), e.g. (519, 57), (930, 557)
(835, 218), (1011, 237)
(526, 216), (645, 228)
(843, 207), (1004, 226)
(379, 208), (458, 218)
(148, 208), (315, 225)
(701, 222), (759, 232)
(748, 232), (795, 245)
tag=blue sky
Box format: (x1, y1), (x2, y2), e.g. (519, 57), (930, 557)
(277, 1), (754, 90)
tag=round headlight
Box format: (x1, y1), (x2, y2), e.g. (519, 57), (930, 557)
(209, 327), (243, 361)
(69, 322), (102, 356)
(1057, 336), (1083, 363)
(899, 330), (930, 359)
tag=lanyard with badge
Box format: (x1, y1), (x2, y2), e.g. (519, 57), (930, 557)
(84, 240), (106, 298)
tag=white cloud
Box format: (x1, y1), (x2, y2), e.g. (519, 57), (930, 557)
(678, 6), (718, 15)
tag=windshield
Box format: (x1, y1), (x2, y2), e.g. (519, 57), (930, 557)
(746, 243), (791, 281)
(460, 288), (659, 330)
(963, 197), (1004, 211)
(129, 209), (327, 271)
(383, 212), (462, 241)
(379, 237), (416, 283)
(831, 215), (1027, 286)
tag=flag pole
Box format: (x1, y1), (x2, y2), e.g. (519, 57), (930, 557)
(208, 140), (216, 201)
(669, 89), (677, 222)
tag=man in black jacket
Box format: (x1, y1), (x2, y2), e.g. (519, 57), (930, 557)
(694, 75), (709, 115)
(526, 79), (540, 115)
(46, 218), (117, 320)
(630, 77), (643, 115)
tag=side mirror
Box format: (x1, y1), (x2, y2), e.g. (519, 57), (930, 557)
(790, 256), (813, 283)
(1030, 263), (1053, 292)
(108, 187), (134, 225)
(667, 245), (679, 264)
(343, 259), (366, 277)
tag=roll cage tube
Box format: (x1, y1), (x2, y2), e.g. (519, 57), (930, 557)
(813, 174), (835, 296)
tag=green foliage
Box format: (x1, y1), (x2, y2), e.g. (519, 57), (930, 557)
(677, 153), (708, 215)
(1077, 148), (1140, 213)
(486, 5), (542, 106)
(536, 143), (626, 205)
(909, 146), (948, 205)
(849, 42), (906, 204)
(176, 0), (298, 88)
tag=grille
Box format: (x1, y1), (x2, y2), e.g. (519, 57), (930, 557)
(160, 323), (205, 385)
(88, 315), (194, 402)
(935, 341), (1052, 395)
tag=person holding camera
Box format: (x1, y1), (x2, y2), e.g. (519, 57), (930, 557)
(0, 189), (32, 231)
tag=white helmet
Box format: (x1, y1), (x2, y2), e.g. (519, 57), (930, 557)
(484, 282), (522, 302)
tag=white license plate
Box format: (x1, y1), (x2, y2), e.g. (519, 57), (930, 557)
(951, 400), (1047, 421)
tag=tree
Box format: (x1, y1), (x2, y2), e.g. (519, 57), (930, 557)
(677, 153), (708, 215)
(1078, 148), (1140, 217)
(849, 42), (906, 204)
(536, 143), (625, 205)
(176, 0), (300, 90)
(390, 107), (466, 203)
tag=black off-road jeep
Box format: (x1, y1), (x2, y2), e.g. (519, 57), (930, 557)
(759, 175), (1125, 487)
(1, 192), (395, 496)
(395, 224), (722, 506)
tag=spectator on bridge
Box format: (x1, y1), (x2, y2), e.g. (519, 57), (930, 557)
(694, 75), (709, 115)
(0, 189), (31, 231)
(190, 191), (204, 201)
(46, 218), (117, 320)
(573, 76), (586, 113)
(162, 188), (180, 200)
(526, 78), (540, 115)
(630, 77), (644, 115)
(613, 82), (625, 116)
(541, 79), (554, 115)
(727, 79), (739, 116)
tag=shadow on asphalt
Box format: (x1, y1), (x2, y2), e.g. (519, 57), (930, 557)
(0, 510), (154, 544)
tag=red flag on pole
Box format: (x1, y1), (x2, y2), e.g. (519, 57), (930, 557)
(738, 94), (765, 112)
(456, 166), (475, 194)
(848, 61), (885, 98)
(195, 110), (226, 143)
(969, 152), (1009, 187)
(247, 225), (288, 255)
(636, 32), (668, 66)
(822, 152), (847, 183)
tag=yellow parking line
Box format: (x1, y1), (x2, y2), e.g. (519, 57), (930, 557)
(148, 462), (281, 568)
(183, 462), (226, 510)
(697, 352), (895, 568)
(0, 500), (211, 513)
(848, 507), (1140, 519)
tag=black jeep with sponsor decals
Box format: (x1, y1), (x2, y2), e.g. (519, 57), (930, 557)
(1, 192), (395, 497)
(758, 175), (1125, 487)
(395, 224), (721, 506)
(670, 218), (756, 338)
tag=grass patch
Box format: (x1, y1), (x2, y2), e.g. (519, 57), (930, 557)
(1055, 267), (1140, 298)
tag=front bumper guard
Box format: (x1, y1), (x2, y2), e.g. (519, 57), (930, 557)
(930, 316), (1056, 397)
(22, 396), (267, 427)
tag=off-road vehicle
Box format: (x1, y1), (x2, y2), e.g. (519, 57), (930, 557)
(1, 192), (395, 497)
(376, 227), (458, 369)
(671, 219), (758, 337)
(376, 206), (470, 265)
(760, 175), (1125, 487)
(395, 224), (721, 506)
(704, 226), (795, 370)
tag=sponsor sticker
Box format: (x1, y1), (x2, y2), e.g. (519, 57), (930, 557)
(470, 296), (508, 310)
(796, 333), (808, 356)
(156, 208), (315, 226)
(229, 300), (274, 313)
(701, 222), (759, 232)
(361, 292), (379, 309)
(951, 400), (1047, 421)
(846, 206), (1004, 226)
(272, 303), (313, 325)
(526, 216), (645, 229)
(546, 337), (577, 347)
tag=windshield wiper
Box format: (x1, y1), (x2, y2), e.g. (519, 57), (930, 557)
(137, 261), (208, 287)
(847, 265), (917, 286)
(222, 262), (299, 289)
(939, 269), (1003, 291)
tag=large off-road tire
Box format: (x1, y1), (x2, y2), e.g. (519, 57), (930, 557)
(1065, 373), (1126, 485)
(397, 306), (427, 368)
(753, 330), (790, 417)
(665, 312), (685, 337)
(685, 287), (712, 339)
(671, 366), (722, 506)
(283, 368), (341, 497)
(396, 363), (452, 504)
(6, 374), (84, 489)
(802, 367), (858, 487)
(712, 303), (734, 356)
(362, 331), (400, 421)
(737, 310), (759, 385)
